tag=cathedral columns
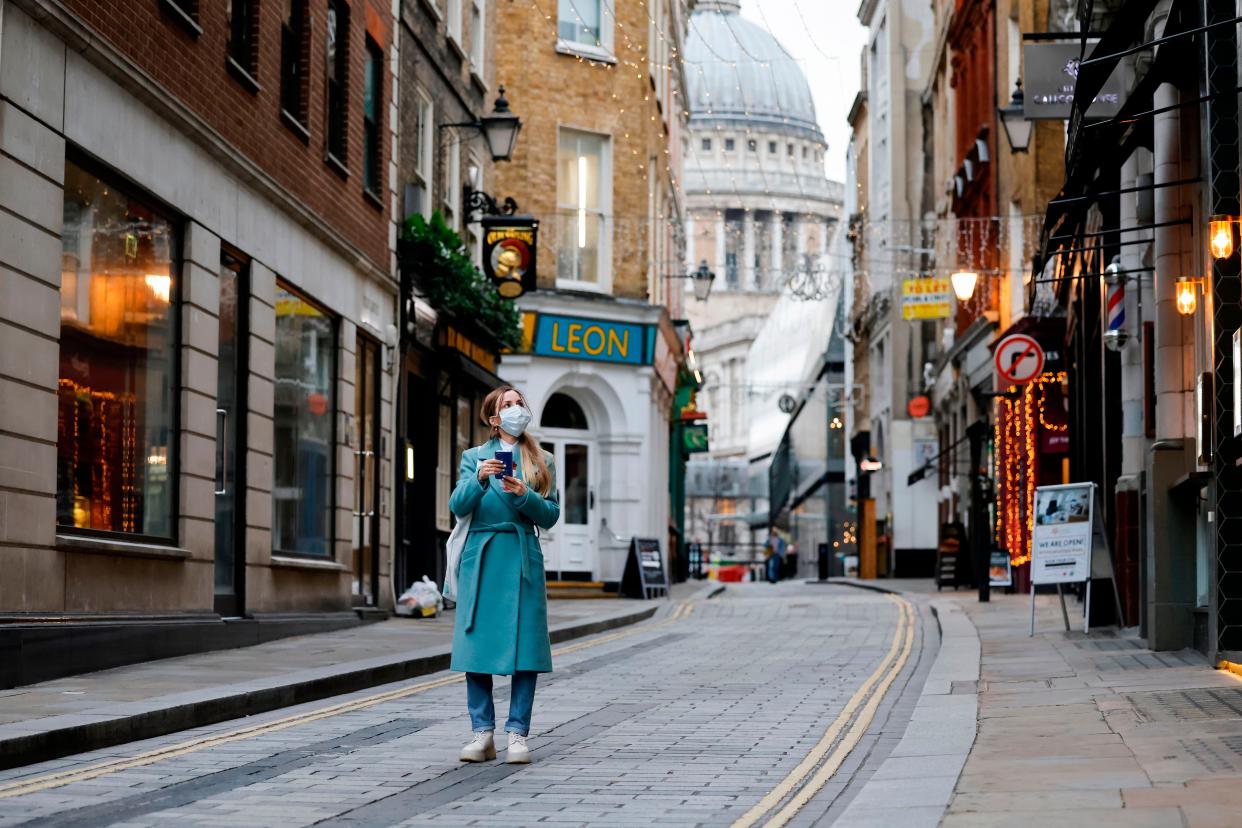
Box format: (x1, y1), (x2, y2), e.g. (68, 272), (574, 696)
(742, 210), (756, 290)
(769, 211), (783, 288)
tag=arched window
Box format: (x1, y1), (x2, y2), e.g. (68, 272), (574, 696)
(541, 392), (589, 429)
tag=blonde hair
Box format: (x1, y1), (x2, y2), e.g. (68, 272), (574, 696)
(480, 385), (552, 497)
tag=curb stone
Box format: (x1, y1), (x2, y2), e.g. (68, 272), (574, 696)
(0, 599), (675, 771)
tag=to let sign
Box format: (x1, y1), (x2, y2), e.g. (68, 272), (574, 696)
(530, 314), (654, 365)
(901, 277), (953, 320)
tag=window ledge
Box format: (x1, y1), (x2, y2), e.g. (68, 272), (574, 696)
(326, 152), (350, 180)
(447, 34), (468, 62)
(469, 69), (488, 96)
(57, 533), (191, 561)
(418, 0), (444, 21)
(226, 56), (261, 95)
(363, 187), (384, 210)
(555, 40), (617, 65)
(159, 0), (202, 38)
(555, 279), (610, 295)
(281, 109), (311, 144)
(270, 554), (349, 572)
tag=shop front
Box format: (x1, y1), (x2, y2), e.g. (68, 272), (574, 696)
(499, 294), (682, 585)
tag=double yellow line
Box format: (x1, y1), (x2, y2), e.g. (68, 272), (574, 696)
(730, 594), (916, 828)
(0, 600), (699, 800)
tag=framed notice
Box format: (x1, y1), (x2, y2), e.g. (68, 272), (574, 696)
(989, 550), (1013, 587)
(1030, 482), (1094, 584)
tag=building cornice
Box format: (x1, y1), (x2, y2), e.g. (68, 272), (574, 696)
(13, 0), (391, 284)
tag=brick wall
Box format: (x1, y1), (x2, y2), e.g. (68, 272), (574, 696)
(61, 0), (392, 270)
(493, 0), (676, 302)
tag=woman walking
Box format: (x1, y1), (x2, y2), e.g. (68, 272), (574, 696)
(449, 385), (559, 764)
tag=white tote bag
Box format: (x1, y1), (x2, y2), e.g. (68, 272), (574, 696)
(443, 510), (470, 602)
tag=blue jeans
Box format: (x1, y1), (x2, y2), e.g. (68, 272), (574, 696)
(466, 672), (538, 736)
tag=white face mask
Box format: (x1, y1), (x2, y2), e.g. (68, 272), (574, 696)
(498, 405), (533, 437)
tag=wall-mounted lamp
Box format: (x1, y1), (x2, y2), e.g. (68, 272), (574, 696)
(1175, 277), (1200, 316)
(667, 260), (717, 302)
(999, 79), (1033, 153)
(1209, 215), (1235, 260)
(442, 87), (523, 222)
(951, 270), (979, 302)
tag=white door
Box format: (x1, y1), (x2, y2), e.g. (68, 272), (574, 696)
(538, 437), (596, 579)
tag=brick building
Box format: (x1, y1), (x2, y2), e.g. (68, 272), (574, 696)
(0, 0), (398, 686)
(489, 0), (691, 585)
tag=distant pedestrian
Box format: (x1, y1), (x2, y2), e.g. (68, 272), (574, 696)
(450, 385), (560, 765)
(764, 527), (786, 583)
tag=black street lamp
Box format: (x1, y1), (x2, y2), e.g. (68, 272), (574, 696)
(666, 260), (717, 302)
(999, 79), (1033, 154)
(442, 87), (523, 222)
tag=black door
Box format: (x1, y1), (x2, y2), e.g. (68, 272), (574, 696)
(214, 251), (249, 616)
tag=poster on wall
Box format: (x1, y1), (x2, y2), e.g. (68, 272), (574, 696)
(1030, 482), (1094, 584)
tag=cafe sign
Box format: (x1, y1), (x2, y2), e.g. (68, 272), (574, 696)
(528, 313), (656, 366)
(481, 216), (538, 299)
(1022, 43), (1124, 120)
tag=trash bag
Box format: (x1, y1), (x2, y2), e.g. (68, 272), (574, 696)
(396, 576), (444, 618)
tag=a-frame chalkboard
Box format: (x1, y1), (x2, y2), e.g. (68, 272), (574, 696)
(621, 538), (670, 599)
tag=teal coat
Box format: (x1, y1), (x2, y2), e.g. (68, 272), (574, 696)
(449, 439), (560, 675)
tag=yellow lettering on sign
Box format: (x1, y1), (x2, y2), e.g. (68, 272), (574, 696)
(550, 322), (567, 352)
(607, 328), (629, 357)
(583, 326), (606, 355)
(567, 324), (583, 352)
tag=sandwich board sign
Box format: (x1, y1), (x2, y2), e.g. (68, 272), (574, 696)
(1029, 482), (1124, 635)
(621, 538), (669, 599)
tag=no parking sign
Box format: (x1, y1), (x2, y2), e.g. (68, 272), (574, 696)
(994, 334), (1045, 387)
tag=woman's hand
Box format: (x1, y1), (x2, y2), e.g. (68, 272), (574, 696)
(502, 476), (527, 497)
(477, 459), (504, 483)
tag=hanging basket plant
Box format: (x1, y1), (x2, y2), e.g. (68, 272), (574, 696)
(399, 211), (523, 351)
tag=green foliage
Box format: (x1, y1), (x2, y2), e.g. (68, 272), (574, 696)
(400, 211), (522, 350)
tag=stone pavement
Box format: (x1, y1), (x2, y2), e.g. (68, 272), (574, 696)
(0, 588), (696, 769)
(0, 581), (928, 827)
(938, 589), (1242, 828)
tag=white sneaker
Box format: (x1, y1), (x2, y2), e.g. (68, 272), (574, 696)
(459, 730), (496, 762)
(505, 731), (532, 764)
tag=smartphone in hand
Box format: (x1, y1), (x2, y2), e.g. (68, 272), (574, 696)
(495, 450), (514, 479)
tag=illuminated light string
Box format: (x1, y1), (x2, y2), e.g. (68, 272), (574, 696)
(992, 372), (1067, 567)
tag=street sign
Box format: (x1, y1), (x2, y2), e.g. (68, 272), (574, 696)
(683, 423), (709, 454)
(621, 538), (669, 599)
(908, 395), (930, 418)
(994, 334), (1045, 387)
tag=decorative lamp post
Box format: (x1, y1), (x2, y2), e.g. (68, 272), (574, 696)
(998, 79), (1033, 154)
(690, 260), (716, 302)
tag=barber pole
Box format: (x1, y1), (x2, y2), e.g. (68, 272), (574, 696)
(1106, 280), (1125, 332)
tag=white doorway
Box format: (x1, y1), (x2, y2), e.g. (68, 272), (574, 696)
(538, 392), (597, 580)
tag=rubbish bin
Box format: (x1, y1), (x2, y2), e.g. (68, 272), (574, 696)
(817, 543), (830, 581)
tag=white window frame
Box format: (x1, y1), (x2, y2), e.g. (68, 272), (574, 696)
(555, 0), (615, 62)
(444, 139), (461, 230)
(413, 91), (434, 219)
(447, 0), (463, 46)
(466, 151), (484, 265)
(555, 127), (612, 293)
(470, 0), (486, 75)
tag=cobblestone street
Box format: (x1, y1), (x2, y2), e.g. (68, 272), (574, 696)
(0, 584), (932, 827)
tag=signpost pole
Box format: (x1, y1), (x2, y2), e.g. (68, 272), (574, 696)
(1084, 578), (1092, 634)
(1029, 586), (1036, 636)
(1056, 584), (1071, 631)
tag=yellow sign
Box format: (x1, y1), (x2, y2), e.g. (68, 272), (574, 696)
(440, 324), (497, 372)
(901, 277), (953, 320)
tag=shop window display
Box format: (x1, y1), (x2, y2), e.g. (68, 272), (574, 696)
(272, 284), (336, 556)
(57, 159), (177, 538)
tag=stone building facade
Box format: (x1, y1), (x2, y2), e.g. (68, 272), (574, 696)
(0, 0), (398, 686)
(490, 0), (691, 584)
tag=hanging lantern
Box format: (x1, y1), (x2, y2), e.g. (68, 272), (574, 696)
(1175, 277), (1199, 316)
(1209, 215), (1234, 260)
(951, 270), (979, 301)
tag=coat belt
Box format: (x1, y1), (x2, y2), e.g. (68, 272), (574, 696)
(463, 522), (538, 632)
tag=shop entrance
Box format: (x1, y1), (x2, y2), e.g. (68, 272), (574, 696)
(538, 393), (597, 580)
(352, 334), (381, 606)
(214, 250), (248, 617)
